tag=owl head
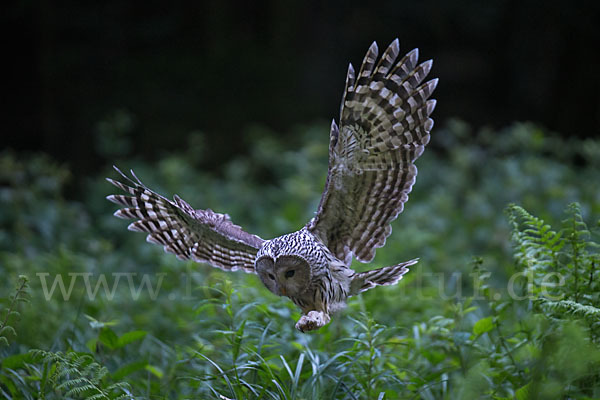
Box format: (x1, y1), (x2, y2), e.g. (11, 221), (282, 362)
(255, 255), (312, 297)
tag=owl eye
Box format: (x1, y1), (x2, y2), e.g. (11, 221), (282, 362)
(285, 270), (295, 278)
(268, 273), (275, 280)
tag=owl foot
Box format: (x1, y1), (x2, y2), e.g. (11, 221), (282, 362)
(295, 311), (331, 332)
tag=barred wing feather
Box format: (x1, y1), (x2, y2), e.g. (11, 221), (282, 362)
(307, 39), (438, 265)
(106, 167), (264, 273)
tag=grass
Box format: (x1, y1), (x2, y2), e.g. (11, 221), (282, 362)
(0, 120), (599, 398)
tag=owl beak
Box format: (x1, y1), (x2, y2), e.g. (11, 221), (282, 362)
(281, 287), (287, 296)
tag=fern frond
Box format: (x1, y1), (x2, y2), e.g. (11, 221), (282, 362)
(536, 299), (600, 326)
(506, 204), (564, 275)
(30, 349), (133, 399)
(564, 203), (592, 241)
(508, 203), (600, 308)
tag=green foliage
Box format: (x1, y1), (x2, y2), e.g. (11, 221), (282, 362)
(507, 203), (600, 315)
(1, 121), (599, 398)
(0, 282), (132, 399)
(0, 275), (29, 347)
(26, 350), (132, 399)
(537, 299), (600, 325)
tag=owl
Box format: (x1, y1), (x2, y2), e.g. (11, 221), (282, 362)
(107, 39), (437, 332)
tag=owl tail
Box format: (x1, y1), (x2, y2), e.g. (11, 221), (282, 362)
(350, 259), (418, 295)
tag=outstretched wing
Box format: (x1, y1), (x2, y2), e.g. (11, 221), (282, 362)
(307, 39), (438, 265)
(106, 167), (264, 273)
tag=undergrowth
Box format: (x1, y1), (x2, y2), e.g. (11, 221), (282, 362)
(1, 121), (599, 398)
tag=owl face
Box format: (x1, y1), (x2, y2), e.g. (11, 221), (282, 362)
(255, 255), (311, 298)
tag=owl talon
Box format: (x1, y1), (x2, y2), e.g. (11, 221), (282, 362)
(295, 311), (331, 332)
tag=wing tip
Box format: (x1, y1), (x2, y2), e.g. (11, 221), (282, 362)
(404, 258), (419, 267)
(331, 118), (339, 131)
(421, 59), (433, 75)
(358, 41), (380, 78)
(429, 77), (439, 91)
(369, 40), (379, 53)
(106, 177), (125, 190)
(127, 221), (144, 232)
(112, 164), (123, 173)
(345, 62), (356, 91)
(408, 47), (419, 62)
(113, 209), (130, 219)
(426, 99), (437, 116)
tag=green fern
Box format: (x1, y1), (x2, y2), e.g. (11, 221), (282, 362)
(536, 299), (600, 326)
(507, 203), (599, 304)
(30, 350), (133, 399)
(0, 275), (29, 347)
(562, 203), (600, 302)
(507, 202), (600, 345)
(506, 204), (564, 273)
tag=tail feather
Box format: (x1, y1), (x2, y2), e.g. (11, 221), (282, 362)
(351, 259), (418, 295)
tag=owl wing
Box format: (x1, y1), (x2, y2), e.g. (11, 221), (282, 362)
(307, 39), (438, 265)
(106, 167), (264, 273)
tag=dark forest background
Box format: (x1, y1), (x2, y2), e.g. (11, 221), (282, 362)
(4, 0), (600, 186)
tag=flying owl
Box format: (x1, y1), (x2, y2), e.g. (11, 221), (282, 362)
(107, 39), (437, 332)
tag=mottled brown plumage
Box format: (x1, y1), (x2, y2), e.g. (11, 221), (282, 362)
(107, 39), (437, 332)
